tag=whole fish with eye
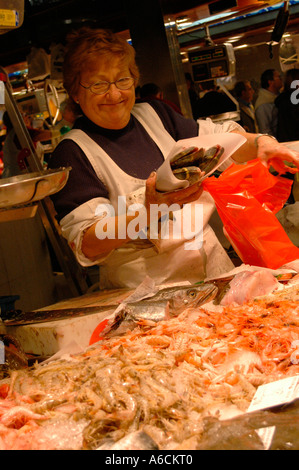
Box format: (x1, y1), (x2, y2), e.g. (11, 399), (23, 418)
(171, 145), (224, 184)
(2, 283), (217, 327)
(101, 283), (218, 338)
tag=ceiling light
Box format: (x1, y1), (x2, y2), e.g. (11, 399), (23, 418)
(176, 11), (237, 30)
(164, 20), (176, 28)
(176, 16), (190, 24)
(186, 45), (203, 51)
(234, 44), (248, 49)
(227, 35), (244, 40)
(226, 38), (242, 42)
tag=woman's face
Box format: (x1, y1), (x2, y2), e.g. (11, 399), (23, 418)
(75, 56), (136, 129)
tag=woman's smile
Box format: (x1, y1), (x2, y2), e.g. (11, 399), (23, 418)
(76, 58), (135, 129)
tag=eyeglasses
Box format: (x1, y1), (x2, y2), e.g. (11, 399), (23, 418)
(79, 77), (135, 95)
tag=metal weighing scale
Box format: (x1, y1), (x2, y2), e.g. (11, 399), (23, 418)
(188, 26), (240, 124)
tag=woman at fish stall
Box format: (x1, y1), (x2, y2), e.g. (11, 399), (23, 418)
(48, 27), (299, 290)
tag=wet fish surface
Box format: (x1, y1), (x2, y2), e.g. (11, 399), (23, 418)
(102, 284), (218, 337)
(1, 304), (119, 326)
(197, 401), (299, 450)
(220, 270), (280, 306)
(170, 146), (204, 169)
(172, 166), (201, 185)
(102, 301), (170, 338)
(170, 145), (224, 183)
(95, 431), (159, 450)
(144, 283), (218, 311)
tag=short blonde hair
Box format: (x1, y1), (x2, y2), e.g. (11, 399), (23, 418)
(63, 27), (140, 102)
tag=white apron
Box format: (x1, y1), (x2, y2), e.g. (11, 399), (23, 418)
(60, 103), (235, 288)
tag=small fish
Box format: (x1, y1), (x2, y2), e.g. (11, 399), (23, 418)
(170, 147), (205, 169)
(173, 166), (202, 184)
(199, 145), (224, 174)
(102, 284), (218, 338)
(97, 431), (159, 450)
(170, 145), (224, 177)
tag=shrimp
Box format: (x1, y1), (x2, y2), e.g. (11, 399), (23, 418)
(0, 406), (47, 429)
(0, 286), (298, 449)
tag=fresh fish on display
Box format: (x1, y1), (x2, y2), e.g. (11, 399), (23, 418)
(144, 283), (218, 311)
(196, 403), (299, 450)
(0, 305), (119, 326)
(208, 270), (299, 306)
(101, 283), (218, 338)
(0, 281), (298, 450)
(101, 301), (170, 338)
(220, 270), (280, 306)
(95, 431), (159, 450)
(197, 394), (299, 450)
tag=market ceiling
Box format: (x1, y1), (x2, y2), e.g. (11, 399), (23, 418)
(1, 0), (299, 67)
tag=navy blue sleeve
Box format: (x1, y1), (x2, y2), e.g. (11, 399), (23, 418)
(148, 100), (199, 140)
(48, 139), (109, 221)
(48, 102), (199, 222)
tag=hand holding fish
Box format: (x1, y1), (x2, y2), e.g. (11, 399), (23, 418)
(81, 170), (203, 261)
(145, 171), (203, 219)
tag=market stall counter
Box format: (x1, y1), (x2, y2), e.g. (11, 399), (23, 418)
(0, 286), (134, 357)
(0, 266), (299, 450)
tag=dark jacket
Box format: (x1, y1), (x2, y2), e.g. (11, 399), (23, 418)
(197, 90), (236, 118)
(275, 91), (299, 142)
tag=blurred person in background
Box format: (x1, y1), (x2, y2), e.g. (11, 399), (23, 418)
(138, 82), (182, 115)
(234, 80), (259, 133)
(255, 69), (283, 137)
(197, 79), (237, 118)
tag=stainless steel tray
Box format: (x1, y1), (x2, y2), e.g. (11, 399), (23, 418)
(0, 167), (71, 208)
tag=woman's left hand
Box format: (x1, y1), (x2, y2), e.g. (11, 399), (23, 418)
(255, 135), (299, 174)
(145, 171), (203, 217)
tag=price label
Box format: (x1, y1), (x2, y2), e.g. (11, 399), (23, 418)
(247, 376), (299, 449)
(0, 9), (19, 27)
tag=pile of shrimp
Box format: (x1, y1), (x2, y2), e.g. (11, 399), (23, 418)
(0, 295), (298, 450)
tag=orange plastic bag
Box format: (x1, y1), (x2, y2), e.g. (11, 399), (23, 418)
(203, 159), (299, 269)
